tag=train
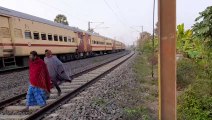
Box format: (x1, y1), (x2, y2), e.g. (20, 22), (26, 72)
(0, 6), (125, 69)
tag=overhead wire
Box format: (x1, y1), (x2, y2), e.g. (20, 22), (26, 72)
(36, 0), (88, 23)
(113, 0), (129, 26)
(103, 0), (139, 43)
(103, 0), (129, 28)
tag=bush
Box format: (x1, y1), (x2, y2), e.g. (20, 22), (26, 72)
(133, 54), (151, 83)
(177, 58), (199, 89)
(178, 79), (212, 120)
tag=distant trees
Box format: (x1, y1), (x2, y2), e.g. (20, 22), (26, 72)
(140, 32), (152, 41)
(137, 31), (151, 47)
(54, 14), (69, 25)
(154, 22), (159, 36)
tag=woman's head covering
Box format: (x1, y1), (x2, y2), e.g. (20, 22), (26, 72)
(45, 49), (52, 58)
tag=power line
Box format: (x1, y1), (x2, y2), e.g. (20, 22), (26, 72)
(59, 0), (90, 17)
(36, 0), (88, 23)
(103, 0), (128, 27)
(113, 0), (128, 25)
(103, 0), (140, 39)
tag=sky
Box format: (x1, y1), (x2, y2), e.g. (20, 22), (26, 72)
(0, 0), (212, 45)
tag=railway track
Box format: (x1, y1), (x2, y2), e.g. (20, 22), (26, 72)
(0, 51), (134, 120)
(0, 51), (129, 109)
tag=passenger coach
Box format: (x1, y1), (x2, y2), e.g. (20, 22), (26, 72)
(0, 6), (125, 69)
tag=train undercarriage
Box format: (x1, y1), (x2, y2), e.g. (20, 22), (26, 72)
(0, 49), (125, 70)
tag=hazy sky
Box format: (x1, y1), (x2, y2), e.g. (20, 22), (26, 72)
(0, 0), (211, 45)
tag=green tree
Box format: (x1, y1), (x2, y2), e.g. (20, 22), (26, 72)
(192, 6), (212, 65)
(54, 14), (69, 25)
(193, 6), (212, 46)
(177, 24), (199, 58)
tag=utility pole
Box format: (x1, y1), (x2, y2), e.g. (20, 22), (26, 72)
(88, 21), (104, 32)
(152, 0), (155, 78)
(88, 21), (91, 31)
(159, 0), (176, 119)
(141, 26), (144, 40)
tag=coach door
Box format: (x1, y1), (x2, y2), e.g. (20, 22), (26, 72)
(82, 33), (87, 52)
(0, 16), (13, 57)
(0, 16), (16, 67)
(87, 35), (91, 52)
(77, 32), (84, 53)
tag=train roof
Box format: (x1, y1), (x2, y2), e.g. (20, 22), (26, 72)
(0, 6), (114, 40)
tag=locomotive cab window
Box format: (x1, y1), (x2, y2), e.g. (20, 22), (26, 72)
(41, 33), (46, 40)
(59, 35), (63, 42)
(54, 35), (58, 41)
(64, 36), (67, 42)
(25, 31), (32, 39)
(48, 34), (53, 41)
(33, 32), (39, 40)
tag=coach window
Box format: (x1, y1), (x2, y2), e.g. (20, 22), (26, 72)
(48, 34), (53, 41)
(59, 35), (63, 42)
(41, 33), (46, 40)
(72, 38), (75, 43)
(25, 31), (32, 39)
(64, 36), (67, 42)
(68, 36), (71, 42)
(33, 32), (39, 40)
(54, 35), (58, 41)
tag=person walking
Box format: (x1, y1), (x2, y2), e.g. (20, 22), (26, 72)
(24, 51), (51, 111)
(44, 49), (72, 96)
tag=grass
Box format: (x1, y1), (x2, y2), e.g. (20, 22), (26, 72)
(123, 106), (151, 120)
(122, 49), (158, 119)
(92, 98), (107, 107)
(133, 53), (151, 83)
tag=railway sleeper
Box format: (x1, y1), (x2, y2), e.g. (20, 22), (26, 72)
(50, 88), (74, 93)
(0, 115), (29, 120)
(20, 99), (56, 105)
(4, 106), (40, 112)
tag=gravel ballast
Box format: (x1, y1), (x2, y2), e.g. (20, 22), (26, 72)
(43, 52), (158, 120)
(43, 53), (144, 120)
